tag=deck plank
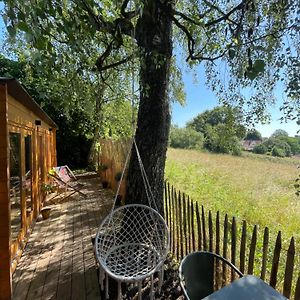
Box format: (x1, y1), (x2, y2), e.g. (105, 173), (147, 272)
(12, 174), (111, 300)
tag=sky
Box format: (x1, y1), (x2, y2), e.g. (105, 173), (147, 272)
(0, 2), (298, 138)
(171, 64), (299, 137)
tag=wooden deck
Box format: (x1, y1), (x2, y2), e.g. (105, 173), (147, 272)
(12, 174), (112, 300)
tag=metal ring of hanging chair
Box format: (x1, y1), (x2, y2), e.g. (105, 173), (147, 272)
(95, 203), (170, 282)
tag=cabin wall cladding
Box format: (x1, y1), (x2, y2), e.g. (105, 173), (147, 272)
(0, 78), (57, 300)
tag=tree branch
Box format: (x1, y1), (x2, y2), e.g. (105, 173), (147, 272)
(172, 9), (206, 26)
(120, 0), (138, 18)
(171, 16), (195, 60)
(96, 54), (134, 72)
(205, 0), (250, 27)
(189, 49), (228, 62)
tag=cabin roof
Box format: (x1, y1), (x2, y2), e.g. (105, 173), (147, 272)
(0, 77), (57, 129)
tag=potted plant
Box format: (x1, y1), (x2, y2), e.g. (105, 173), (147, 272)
(41, 207), (51, 219)
(100, 164), (109, 188)
(41, 183), (56, 195)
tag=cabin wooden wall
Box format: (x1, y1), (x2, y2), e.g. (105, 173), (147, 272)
(0, 83), (12, 300)
(0, 86), (57, 299)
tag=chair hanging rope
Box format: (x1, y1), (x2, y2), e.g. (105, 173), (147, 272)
(94, 138), (169, 288)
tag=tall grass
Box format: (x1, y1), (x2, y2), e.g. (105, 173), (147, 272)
(165, 148), (300, 241)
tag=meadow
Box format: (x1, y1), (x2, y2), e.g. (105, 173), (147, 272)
(165, 148), (300, 241)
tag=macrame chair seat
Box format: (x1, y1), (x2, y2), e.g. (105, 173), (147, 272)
(95, 204), (169, 282)
(95, 137), (169, 299)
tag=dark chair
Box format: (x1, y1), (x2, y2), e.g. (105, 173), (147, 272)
(179, 251), (243, 300)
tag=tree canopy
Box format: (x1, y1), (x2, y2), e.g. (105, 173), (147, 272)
(186, 106), (246, 155)
(245, 129), (262, 140)
(271, 129), (289, 138)
(2, 0), (299, 211)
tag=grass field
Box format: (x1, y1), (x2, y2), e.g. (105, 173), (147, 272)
(165, 148), (300, 241)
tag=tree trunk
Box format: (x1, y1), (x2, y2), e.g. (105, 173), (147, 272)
(125, 0), (173, 216)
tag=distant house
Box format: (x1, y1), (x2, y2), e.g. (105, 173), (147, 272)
(0, 78), (57, 299)
(241, 140), (262, 151)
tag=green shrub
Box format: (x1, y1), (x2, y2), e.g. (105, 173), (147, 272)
(169, 126), (204, 150)
(253, 144), (268, 154)
(262, 138), (292, 157)
(272, 146), (286, 157)
(204, 124), (242, 155)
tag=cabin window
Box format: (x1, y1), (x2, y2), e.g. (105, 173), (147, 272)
(9, 132), (22, 241)
(25, 135), (32, 214)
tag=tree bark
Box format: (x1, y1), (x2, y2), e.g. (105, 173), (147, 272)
(125, 0), (173, 216)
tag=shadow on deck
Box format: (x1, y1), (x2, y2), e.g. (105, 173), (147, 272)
(12, 173), (113, 300)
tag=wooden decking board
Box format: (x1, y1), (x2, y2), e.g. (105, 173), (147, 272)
(71, 198), (86, 300)
(12, 217), (51, 290)
(12, 174), (111, 300)
(13, 216), (56, 300)
(56, 201), (75, 300)
(82, 195), (101, 300)
(40, 206), (68, 300)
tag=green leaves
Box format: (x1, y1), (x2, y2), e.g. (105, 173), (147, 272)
(6, 25), (16, 37)
(17, 22), (30, 33)
(228, 49), (236, 59)
(253, 60), (265, 73)
(245, 59), (266, 80)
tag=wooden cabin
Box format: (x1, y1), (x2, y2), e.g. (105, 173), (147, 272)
(0, 78), (57, 299)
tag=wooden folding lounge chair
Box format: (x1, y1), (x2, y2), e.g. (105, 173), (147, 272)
(49, 165), (87, 200)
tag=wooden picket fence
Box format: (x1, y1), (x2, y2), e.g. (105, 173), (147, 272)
(164, 182), (300, 300)
(98, 139), (300, 299)
(98, 138), (131, 196)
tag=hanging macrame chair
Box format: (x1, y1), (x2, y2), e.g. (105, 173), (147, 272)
(94, 139), (170, 299)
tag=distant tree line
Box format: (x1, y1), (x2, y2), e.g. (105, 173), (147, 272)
(170, 106), (299, 158)
(253, 130), (300, 157)
(170, 106), (245, 155)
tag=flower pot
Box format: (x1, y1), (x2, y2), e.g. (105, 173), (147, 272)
(102, 181), (108, 189)
(41, 207), (51, 220)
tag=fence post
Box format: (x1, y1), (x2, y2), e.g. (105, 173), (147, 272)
(270, 231), (282, 288)
(209, 211), (213, 253)
(283, 237), (295, 298)
(175, 189), (180, 260)
(171, 185), (176, 257)
(222, 214), (229, 286)
(240, 220), (247, 274)
(164, 181), (168, 228)
(215, 211), (221, 290)
(248, 224), (257, 275)
(196, 202), (202, 251)
(191, 201), (196, 252)
(187, 196), (192, 253)
(178, 191), (184, 259)
(231, 217), (237, 282)
(167, 182), (172, 255)
(261, 227), (269, 280)
(202, 205), (207, 251)
(182, 193), (187, 256)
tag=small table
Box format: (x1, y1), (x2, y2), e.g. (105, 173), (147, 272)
(203, 275), (287, 300)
